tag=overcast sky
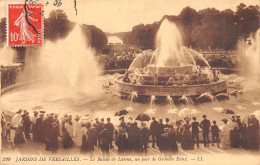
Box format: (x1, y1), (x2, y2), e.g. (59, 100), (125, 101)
(0, 0), (258, 33)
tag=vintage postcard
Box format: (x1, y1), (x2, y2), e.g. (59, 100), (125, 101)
(0, 0), (259, 165)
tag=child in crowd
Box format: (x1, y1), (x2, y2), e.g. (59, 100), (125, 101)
(211, 120), (220, 148)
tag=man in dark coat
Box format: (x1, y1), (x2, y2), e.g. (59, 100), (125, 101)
(156, 119), (165, 150)
(98, 124), (110, 156)
(35, 113), (45, 143)
(44, 114), (60, 152)
(87, 123), (98, 153)
(97, 118), (105, 147)
(22, 111), (31, 139)
(246, 115), (259, 150)
(140, 123), (150, 152)
(127, 122), (141, 153)
(150, 117), (158, 148)
(104, 118), (114, 148)
(230, 115), (240, 148)
(191, 117), (200, 148)
(115, 126), (128, 154)
(199, 115), (211, 147)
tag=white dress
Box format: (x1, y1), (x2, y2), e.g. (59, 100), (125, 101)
(220, 124), (231, 150)
(73, 120), (82, 147)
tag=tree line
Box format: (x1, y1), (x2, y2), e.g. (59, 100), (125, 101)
(123, 3), (259, 51)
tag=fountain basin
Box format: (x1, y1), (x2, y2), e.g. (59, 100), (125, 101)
(116, 78), (227, 97)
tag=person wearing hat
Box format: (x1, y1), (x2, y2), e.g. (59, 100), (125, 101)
(181, 117), (193, 150)
(73, 115), (82, 147)
(165, 118), (172, 129)
(230, 115), (240, 148)
(63, 115), (74, 149)
(199, 115), (211, 147)
(31, 111), (38, 140)
(34, 113), (45, 142)
(127, 121), (141, 153)
(104, 118), (114, 148)
(156, 119), (165, 149)
(44, 113), (59, 152)
(10, 109), (23, 147)
(97, 118), (105, 147)
(98, 124), (111, 156)
(191, 117), (200, 148)
(119, 116), (128, 130)
(22, 111), (31, 139)
(140, 123), (150, 152)
(220, 118), (231, 149)
(211, 120), (220, 147)
(150, 117), (158, 148)
(115, 126), (128, 153)
(86, 123), (98, 154)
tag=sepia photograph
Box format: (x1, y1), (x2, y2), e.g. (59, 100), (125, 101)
(0, 0), (259, 164)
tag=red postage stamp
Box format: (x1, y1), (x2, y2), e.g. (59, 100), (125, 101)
(7, 2), (43, 47)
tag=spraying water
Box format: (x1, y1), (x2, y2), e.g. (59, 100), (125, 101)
(130, 91), (138, 106)
(180, 94), (194, 107)
(150, 95), (156, 109)
(38, 25), (102, 95)
(167, 95), (174, 109)
(197, 92), (215, 103)
(151, 19), (210, 68)
(246, 29), (260, 82)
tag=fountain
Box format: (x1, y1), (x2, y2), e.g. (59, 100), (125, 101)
(149, 95), (156, 109)
(116, 19), (227, 98)
(246, 29), (260, 82)
(179, 94), (194, 106)
(167, 95), (174, 109)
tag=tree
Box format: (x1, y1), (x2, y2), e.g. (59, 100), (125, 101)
(44, 9), (74, 41)
(0, 17), (6, 47)
(235, 4), (259, 39)
(82, 24), (107, 50)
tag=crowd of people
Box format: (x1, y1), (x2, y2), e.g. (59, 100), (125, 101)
(98, 47), (141, 70)
(1, 110), (259, 156)
(205, 54), (241, 68)
(1, 64), (23, 89)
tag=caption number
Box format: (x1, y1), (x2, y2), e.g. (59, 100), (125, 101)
(2, 157), (11, 161)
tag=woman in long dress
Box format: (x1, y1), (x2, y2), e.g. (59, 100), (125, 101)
(80, 123), (88, 152)
(220, 118), (231, 150)
(73, 116), (82, 147)
(181, 117), (194, 150)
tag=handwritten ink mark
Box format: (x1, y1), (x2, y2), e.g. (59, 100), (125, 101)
(53, 0), (62, 7)
(74, 0), (77, 15)
(24, 0), (40, 34)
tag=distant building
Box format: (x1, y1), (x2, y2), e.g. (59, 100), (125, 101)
(107, 36), (123, 45)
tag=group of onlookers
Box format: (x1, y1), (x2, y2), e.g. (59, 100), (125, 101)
(1, 110), (259, 156)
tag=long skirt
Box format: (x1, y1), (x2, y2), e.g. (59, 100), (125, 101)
(81, 135), (88, 152)
(14, 127), (25, 145)
(181, 131), (193, 150)
(221, 132), (231, 150)
(63, 133), (73, 149)
(116, 134), (127, 153)
(46, 138), (59, 151)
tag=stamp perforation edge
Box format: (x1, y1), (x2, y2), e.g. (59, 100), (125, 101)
(6, 1), (44, 47)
